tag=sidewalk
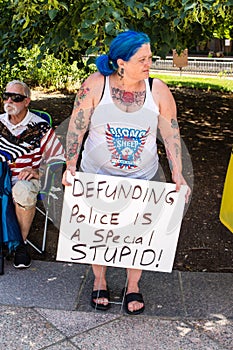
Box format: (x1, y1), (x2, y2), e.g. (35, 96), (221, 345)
(0, 259), (232, 350)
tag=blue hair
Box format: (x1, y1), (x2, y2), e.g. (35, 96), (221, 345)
(96, 31), (150, 76)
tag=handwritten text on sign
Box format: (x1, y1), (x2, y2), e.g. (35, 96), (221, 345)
(56, 172), (187, 272)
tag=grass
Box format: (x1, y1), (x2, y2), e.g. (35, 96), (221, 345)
(150, 73), (233, 93)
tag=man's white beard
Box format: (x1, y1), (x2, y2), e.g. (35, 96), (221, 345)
(4, 103), (19, 115)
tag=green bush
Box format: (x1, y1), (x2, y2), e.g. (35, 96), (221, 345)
(0, 46), (96, 92)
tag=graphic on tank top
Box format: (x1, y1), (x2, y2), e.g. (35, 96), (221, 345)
(106, 123), (150, 169)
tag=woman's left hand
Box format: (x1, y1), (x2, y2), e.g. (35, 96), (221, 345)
(172, 171), (191, 203)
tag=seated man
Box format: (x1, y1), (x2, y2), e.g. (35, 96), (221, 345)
(0, 80), (65, 268)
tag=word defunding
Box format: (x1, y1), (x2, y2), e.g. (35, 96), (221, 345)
(57, 172), (187, 272)
(72, 177), (176, 205)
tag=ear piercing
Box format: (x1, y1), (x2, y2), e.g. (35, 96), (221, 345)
(117, 67), (124, 79)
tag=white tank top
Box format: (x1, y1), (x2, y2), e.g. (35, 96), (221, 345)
(81, 76), (160, 180)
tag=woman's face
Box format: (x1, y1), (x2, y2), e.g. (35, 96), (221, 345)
(123, 43), (152, 81)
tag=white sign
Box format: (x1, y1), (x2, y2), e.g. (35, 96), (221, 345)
(57, 172), (187, 272)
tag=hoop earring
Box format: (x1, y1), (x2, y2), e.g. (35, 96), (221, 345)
(117, 68), (124, 80)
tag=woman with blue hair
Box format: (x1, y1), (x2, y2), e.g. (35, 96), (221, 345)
(63, 30), (190, 314)
(95, 31), (150, 76)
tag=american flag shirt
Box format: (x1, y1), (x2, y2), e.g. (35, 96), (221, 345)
(0, 110), (65, 184)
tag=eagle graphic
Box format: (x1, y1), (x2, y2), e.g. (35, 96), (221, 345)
(105, 124), (150, 169)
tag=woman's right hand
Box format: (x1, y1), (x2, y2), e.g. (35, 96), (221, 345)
(62, 166), (76, 186)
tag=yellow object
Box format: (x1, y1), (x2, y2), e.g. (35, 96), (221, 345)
(220, 149), (233, 233)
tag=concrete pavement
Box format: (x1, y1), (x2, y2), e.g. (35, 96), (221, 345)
(0, 258), (232, 349)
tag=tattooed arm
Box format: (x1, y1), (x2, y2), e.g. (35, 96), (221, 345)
(152, 78), (191, 202)
(62, 73), (104, 185)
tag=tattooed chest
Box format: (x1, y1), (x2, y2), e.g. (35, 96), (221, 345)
(111, 87), (146, 112)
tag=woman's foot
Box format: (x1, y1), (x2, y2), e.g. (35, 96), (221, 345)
(91, 278), (110, 310)
(91, 265), (110, 310)
(123, 286), (145, 315)
(91, 289), (110, 310)
(125, 268), (144, 314)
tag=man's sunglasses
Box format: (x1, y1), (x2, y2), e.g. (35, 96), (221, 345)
(2, 92), (28, 102)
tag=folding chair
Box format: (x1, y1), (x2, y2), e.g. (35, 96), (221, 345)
(30, 108), (53, 126)
(26, 109), (65, 254)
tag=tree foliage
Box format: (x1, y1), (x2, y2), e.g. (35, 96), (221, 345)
(0, 0), (232, 68)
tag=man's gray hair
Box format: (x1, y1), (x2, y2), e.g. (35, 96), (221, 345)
(6, 80), (31, 98)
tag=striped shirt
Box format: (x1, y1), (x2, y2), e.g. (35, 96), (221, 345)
(0, 110), (65, 184)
